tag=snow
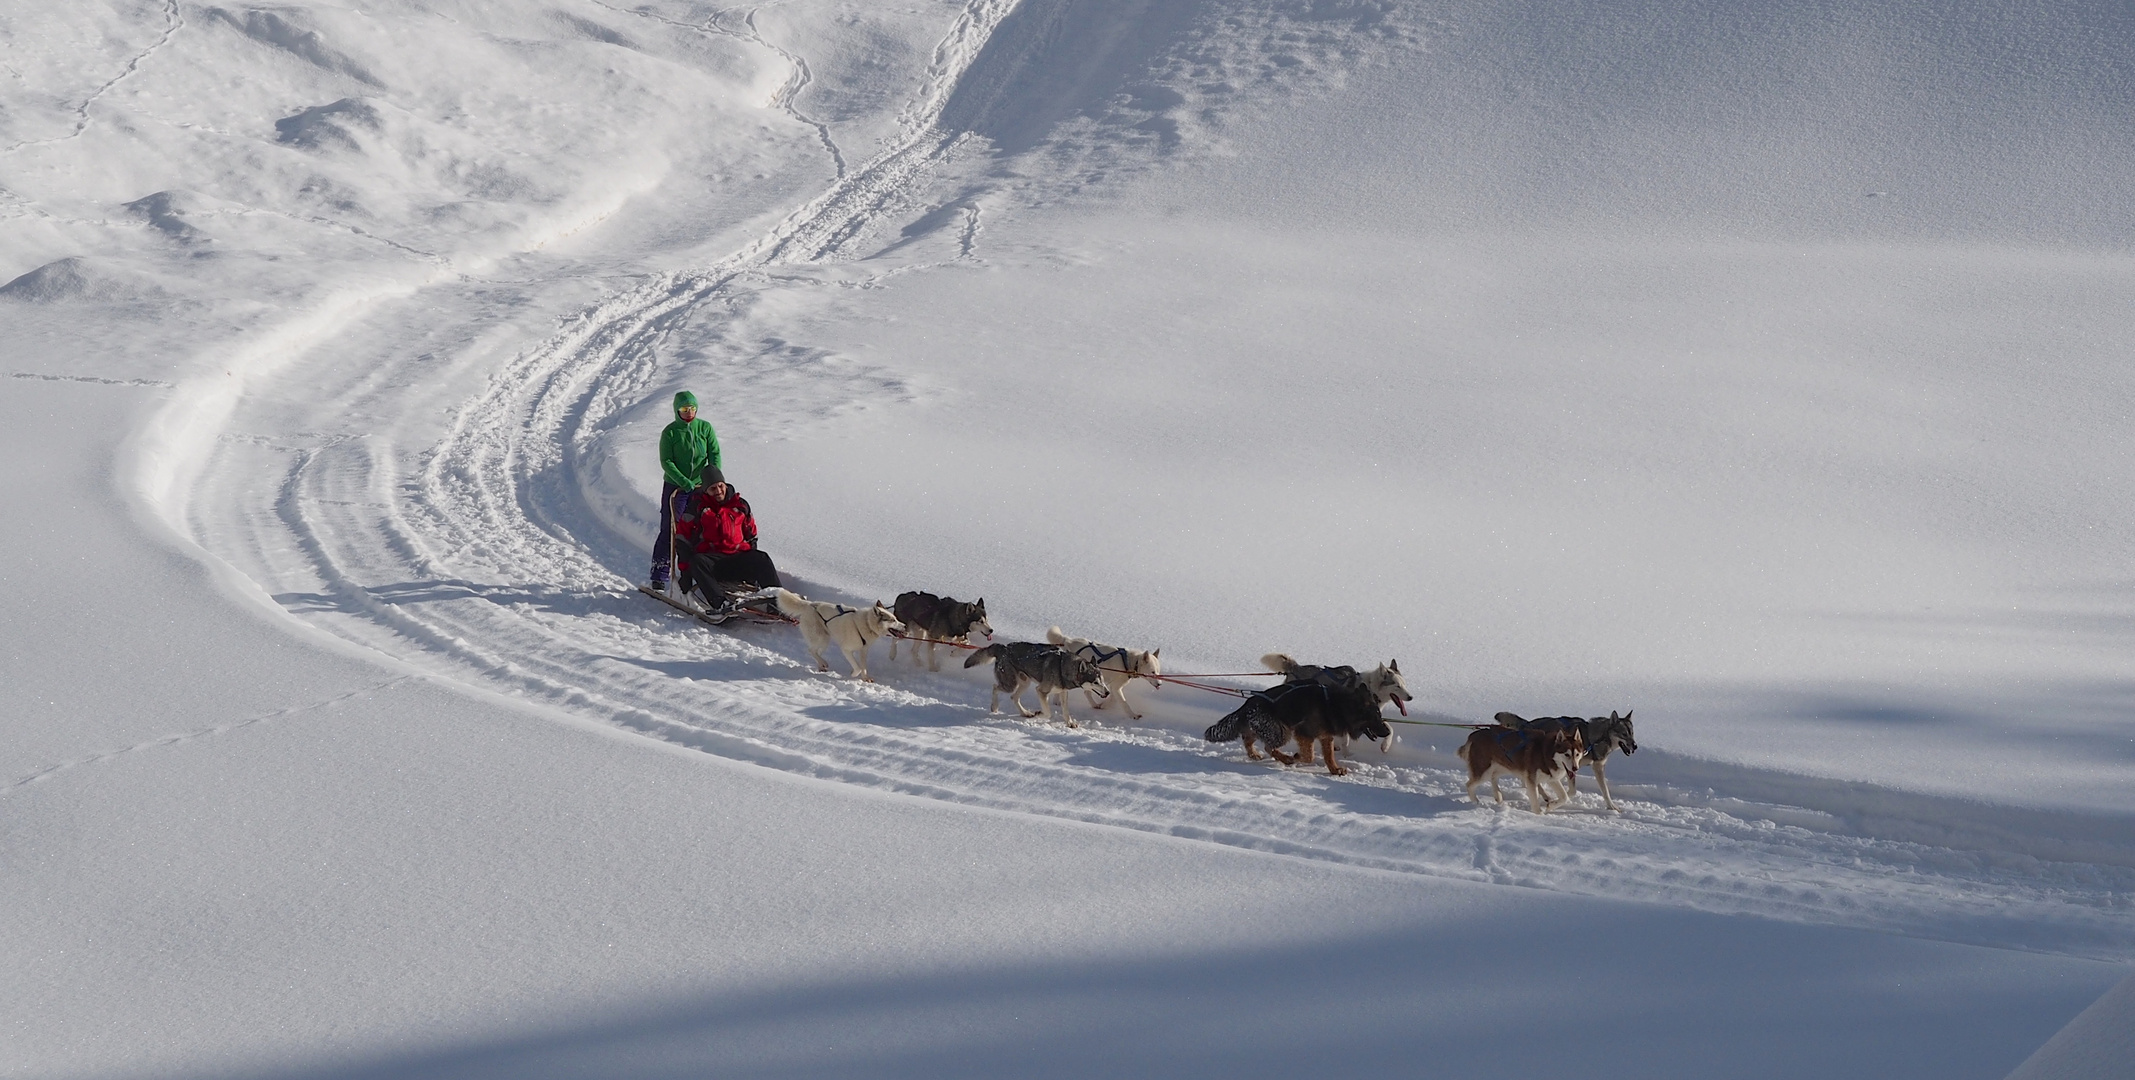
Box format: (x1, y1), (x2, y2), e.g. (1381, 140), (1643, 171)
(2, 0), (2131, 1076)
(2009, 970), (2135, 1080)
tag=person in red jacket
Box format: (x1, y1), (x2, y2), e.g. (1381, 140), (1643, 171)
(673, 465), (782, 611)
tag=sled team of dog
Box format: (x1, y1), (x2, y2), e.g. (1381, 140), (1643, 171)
(769, 587), (1160, 722)
(766, 586), (1635, 813)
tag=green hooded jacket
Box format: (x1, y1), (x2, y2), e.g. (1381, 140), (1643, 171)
(659, 391), (722, 490)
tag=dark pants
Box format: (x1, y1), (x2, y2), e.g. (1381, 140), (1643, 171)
(680, 548), (782, 606)
(651, 481), (685, 582)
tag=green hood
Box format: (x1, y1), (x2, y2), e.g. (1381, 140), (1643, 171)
(673, 391), (698, 418)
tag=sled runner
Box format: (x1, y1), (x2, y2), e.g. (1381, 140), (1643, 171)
(637, 582), (794, 627)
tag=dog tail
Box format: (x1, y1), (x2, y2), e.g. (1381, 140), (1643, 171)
(1204, 698), (1257, 742)
(963, 643), (1004, 669)
(1045, 626), (1069, 645)
(772, 588), (814, 620)
(1494, 711), (1526, 729)
(1261, 652), (1300, 675)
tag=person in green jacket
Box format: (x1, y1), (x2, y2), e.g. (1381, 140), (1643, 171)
(651, 390), (721, 589)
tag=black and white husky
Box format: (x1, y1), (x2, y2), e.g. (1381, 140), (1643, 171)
(1496, 710), (1637, 811)
(1045, 626), (1161, 719)
(963, 642), (1109, 727)
(889, 591), (991, 670)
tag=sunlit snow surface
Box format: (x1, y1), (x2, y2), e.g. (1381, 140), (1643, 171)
(4, 1), (2133, 1076)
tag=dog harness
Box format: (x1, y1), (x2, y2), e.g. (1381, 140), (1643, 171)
(1073, 643), (1131, 673)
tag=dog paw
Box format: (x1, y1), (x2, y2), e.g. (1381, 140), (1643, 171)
(1326, 766), (1349, 776)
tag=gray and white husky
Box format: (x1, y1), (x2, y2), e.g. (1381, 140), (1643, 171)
(1045, 626), (1161, 719)
(964, 642), (1109, 727)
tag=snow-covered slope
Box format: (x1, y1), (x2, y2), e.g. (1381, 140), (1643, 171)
(2008, 970), (2135, 1080)
(4, 1), (2132, 1076)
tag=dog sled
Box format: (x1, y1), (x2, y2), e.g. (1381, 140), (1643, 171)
(637, 581), (795, 627)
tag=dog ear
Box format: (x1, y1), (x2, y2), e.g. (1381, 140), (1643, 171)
(1389, 659), (1400, 673)
(1151, 648), (1160, 658)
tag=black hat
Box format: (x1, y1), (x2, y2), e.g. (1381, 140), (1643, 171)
(700, 465), (725, 488)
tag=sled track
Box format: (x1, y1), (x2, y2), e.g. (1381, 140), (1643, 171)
(189, 2), (2134, 960)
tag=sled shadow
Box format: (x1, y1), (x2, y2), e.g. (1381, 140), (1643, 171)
(594, 654), (809, 686)
(275, 579), (625, 619)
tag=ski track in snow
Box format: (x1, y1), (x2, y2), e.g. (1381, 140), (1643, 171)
(164, 0), (2135, 962)
(4, 676), (416, 795)
(589, 1), (847, 179)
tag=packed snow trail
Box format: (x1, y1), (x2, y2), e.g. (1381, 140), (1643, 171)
(171, 0), (2135, 964)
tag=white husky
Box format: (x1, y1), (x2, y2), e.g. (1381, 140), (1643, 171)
(1046, 626), (1161, 720)
(772, 589), (904, 681)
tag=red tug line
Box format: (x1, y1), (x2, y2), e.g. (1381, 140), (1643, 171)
(643, 592), (1488, 729)
(882, 630), (1488, 727)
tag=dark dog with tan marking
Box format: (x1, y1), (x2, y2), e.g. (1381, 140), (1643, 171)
(1204, 681), (1392, 776)
(1262, 653), (1412, 715)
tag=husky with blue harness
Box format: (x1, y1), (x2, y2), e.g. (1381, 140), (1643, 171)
(1045, 626), (1162, 720)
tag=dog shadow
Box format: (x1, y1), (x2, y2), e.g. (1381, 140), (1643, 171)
(1053, 735), (1224, 778)
(1057, 738), (1475, 820)
(797, 700), (980, 730)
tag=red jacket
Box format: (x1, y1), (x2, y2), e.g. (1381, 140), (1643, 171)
(675, 488), (757, 556)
